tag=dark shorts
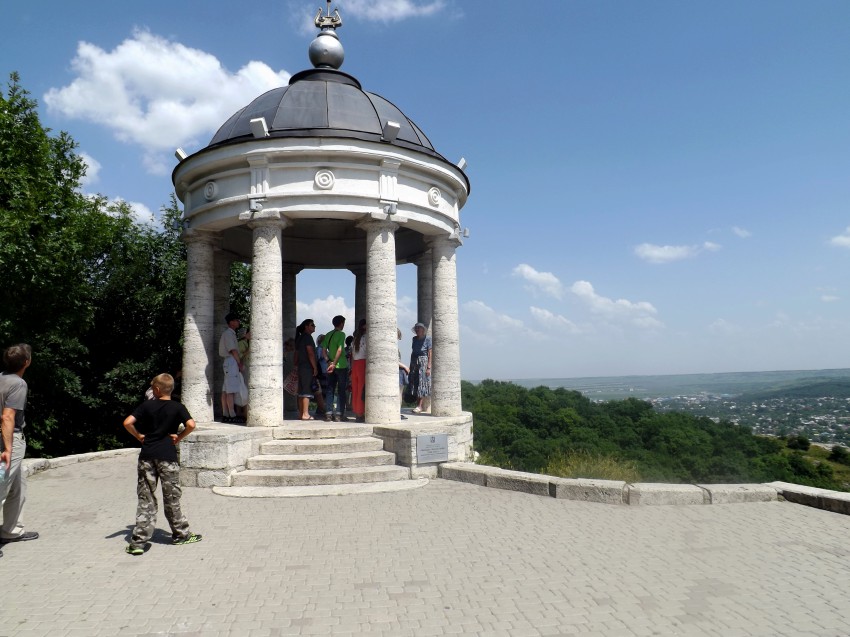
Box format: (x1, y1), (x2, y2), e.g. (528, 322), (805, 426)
(298, 366), (315, 398)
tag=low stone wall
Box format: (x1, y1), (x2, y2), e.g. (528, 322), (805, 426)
(439, 462), (783, 507)
(179, 422), (272, 487)
(22, 448), (138, 478)
(373, 412), (473, 478)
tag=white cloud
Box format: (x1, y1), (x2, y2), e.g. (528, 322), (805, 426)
(829, 226), (850, 248)
(708, 318), (741, 334)
(732, 226), (752, 238)
(290, 0), (449, 34)
(634, 241), (721, 264)
(529, 306), (582, 335)
(340, 0), (446, 22)
(821, 295), (840, 303)
(296, 296), (355, 331)
(512, 263), (564, 299)
(570, 280), (662, 328)
(78, 152), (101, 187)
(126, 200), (156, 226)
(44, 30), (291, 175)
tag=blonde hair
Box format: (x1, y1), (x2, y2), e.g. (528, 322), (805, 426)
(151, 373), (175, 396)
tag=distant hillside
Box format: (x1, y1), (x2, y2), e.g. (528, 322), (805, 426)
(504, 369), (850, 400)
(739, 380), (850, 401)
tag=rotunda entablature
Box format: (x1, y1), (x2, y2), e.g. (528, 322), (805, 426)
(174, 136), (467, 266)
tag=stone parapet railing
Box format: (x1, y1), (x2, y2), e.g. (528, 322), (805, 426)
(439, 462), (793, 507)
(22, 448), (138, 478)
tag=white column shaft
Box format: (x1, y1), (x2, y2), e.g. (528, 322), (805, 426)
(363, 220), (399, 424)
(430, 237), (462, 416)
(248, 219), (286, 426)
(181, 231), (217, 422)
(416, 250), (434, 334)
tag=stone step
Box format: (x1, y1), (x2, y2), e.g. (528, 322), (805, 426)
(213, 478), (429, 498)
(231, 465), (410, 487)
(274, 423), (373, 439)
(246, 450), (396, 470)
(260, 437), (384, 455)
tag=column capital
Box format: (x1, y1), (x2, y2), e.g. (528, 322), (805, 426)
(426, 233), (462, 250)
(357, 217), (399, 234)
(239, 209), (291, 230)
(181, 228), (220, 246)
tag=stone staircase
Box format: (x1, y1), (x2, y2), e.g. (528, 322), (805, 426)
(214, 422), (425, 497)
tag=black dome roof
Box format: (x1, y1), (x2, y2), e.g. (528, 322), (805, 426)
(208, 68), (444, 161)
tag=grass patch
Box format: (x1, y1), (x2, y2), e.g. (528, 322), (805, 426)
(544, 450), (642, 483)
(802, 445), (850, 490)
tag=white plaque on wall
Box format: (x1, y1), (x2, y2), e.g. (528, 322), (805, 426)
(416, 434), (449, 464)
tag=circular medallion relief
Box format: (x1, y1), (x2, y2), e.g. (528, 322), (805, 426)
(428, 186), (441, 207)
(203, 181), (218, 201)
(315, 169), (335, 190)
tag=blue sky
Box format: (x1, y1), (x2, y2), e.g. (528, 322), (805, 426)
(3, 1), (850, 380)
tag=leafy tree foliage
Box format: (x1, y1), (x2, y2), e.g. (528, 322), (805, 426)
(463, 380), (842, 490)
(0, 74), (194, 456)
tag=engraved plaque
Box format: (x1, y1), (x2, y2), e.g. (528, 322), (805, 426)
(416, 433), (448, 464)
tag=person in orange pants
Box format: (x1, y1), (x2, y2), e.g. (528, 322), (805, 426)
(350, 319), (367, 420)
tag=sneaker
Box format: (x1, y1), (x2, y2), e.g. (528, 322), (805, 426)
(1, 531), (39, 543)
(333, 413), (341, 422)
(173, 533), (203, 545)
(324, 413), (333, 422)
(125, 545), (144, 556)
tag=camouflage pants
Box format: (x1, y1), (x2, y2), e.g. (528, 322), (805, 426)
(129, 458), (190, 548)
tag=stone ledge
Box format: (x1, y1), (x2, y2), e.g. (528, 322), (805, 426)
(768, 481), (850, 515)
(22, 448), (138, 478)
(551, 478), (627, 505)
(626, 483), (708, 506)
(438, 464), (828, 509)
(698, 483), (778, 504)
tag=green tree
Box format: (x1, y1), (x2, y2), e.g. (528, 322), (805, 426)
(0, 74), (205, 457)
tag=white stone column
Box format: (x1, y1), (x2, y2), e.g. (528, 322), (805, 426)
(350, 265), (367, 327)
(429, 236), (462, 417)
(415, 250), (434, 334)
(181, 229), (219, 423)
(246, 213), (288, 427)
(212, 249), (233, 416)
(282, 265), (300, 342)
(282, 264), (300, 416)
(361, 219), (400, 424)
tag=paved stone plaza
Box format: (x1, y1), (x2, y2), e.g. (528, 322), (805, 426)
(3, 454), (850, 636)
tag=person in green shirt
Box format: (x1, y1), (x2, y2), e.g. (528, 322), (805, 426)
(323, 315), (348, 422)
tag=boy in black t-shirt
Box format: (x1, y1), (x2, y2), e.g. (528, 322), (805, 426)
(123, 373), (202, 555)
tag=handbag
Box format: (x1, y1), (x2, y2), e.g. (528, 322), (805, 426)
(234, 372), (249, 406)
(403, 367), (417, 404)
(283, 369), (299, 395)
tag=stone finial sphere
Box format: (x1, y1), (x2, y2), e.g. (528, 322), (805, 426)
(309, 31), (344, 69)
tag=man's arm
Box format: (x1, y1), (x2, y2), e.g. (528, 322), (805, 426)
(1, 407), (15, 469)
(123, 414), (145, 444)
(327, 334), (343, 370)
(229, 348), (243, 371)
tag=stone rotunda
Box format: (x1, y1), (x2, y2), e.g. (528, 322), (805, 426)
(173, 6), (473, 488)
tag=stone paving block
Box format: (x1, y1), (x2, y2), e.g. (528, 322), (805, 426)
(551, 478), (627, 504)
(626, 482), (708, 505)
(697, 483), (778, 504)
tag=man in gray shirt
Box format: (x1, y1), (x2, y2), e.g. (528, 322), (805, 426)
(1, 343), (38, 556)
